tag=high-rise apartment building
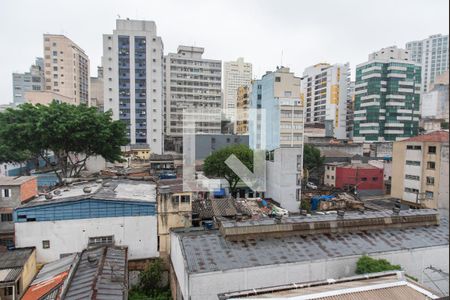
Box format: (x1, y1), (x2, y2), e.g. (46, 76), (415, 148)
(164, 46), (222, 140)
(249, 66), (305, 212)
(346, 81), (355, 139)
(353, 46), (422, 142)
(300, 63), (350, 140)
(12, 57), (45, 105)
(249, 67), (304, 150)
(90, 66), (104, 110)
(43, 34), (90, 105)
(102, 19), (164, 153)
(223, 58), (252, 120)
(406, 34), (449, 92)
(235, 85), (250, 134)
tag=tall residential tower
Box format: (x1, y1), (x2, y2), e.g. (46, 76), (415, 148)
(43, 34), (90, 105)
(353, 46), (421, 142)
(102, 19), (164, 153)
(223, 58), (252, 121)
(406, 34), (449, 92)
(300, 63), (350, 139)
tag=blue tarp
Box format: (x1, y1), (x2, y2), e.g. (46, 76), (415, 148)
(310, 195), (335, 211)
(213, 188), (225, 197)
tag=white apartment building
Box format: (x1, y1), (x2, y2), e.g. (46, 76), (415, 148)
(164, 46), (222, 140)
(406, 34), (449, 92)
(223, 58), (252, 121)
(102, 19), (164, 153)
(301, 63), (350, 140)
(43, 34), (90, 105)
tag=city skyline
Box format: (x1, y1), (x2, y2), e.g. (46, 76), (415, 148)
(0, 0), (448, 104)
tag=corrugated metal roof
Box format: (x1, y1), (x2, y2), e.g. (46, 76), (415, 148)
(0, 248), (34, 269)
(0, 268), (22, 284)
(64, 246), (127, 300)
(399, 131), (449, 143)
(177, 216), (449, 274)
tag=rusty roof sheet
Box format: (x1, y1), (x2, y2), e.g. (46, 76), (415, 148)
(399, 131), (449, 143)
(176, 215), (449, 274)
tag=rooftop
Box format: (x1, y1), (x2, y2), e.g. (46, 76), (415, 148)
(0, 175), (36, 186)
(218, 271), (441, 299)
(174, 213), (448, 274)
(0, 248), (35, 286)
(22, 254), (78, 300)
(64, 246), (127, 300)
(23, 179), (156, 208)
(399, 131), (449, 143)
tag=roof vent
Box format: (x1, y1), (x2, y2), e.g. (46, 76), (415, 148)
(87, 254), (98, 265)
(53, 189), (61, 196)
(83, 186), (92, 194)
(45, 193), (53, 200)
(393, 207), (401, 215)
(102, 182), (111, 187)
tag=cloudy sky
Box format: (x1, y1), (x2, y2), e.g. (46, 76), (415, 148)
(0, 0), (448, 104)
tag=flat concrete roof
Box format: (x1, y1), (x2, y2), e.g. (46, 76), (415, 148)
(23, 179), (156, 207)
(174, 213), (449, 274)
(0, 176), (36, 186)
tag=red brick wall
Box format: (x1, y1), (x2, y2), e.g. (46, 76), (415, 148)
(335, 167), (384, 190)
(20, 178), (38, 202)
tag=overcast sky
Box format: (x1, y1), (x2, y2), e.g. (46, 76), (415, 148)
(0, 0), (448, 104)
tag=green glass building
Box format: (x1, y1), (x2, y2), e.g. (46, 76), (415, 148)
(353, 47), (421, 142)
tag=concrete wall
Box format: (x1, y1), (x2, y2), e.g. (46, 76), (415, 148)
(266, 148), (302, 212)
(173, 245), (449, 300)
(15, 215), (158, 263)
(439, 144), (449, 214)
(312, 143), (363, 156)
(194, 134), (249, 161)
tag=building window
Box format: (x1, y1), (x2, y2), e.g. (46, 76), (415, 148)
(426, 191), (434, 199)
(361, 177), (367, 181)
(2, 189), (11, 198)
(275, 77), (281, 82)
(406, 145), (421, 150)
(428, 146), (437, 154)
(326, 175), (330, 179)
(0, 213), (13, 222)
(405, 187), (419, 193)
(426, 177), (435, 186)
(427, 161), (436, 169)
(88, 235), (114, 247)
(42, 240), (50, 249)
(372, 177), (378, 181)
(406, 160), (420, 166)
(180, 195), (190, 203)
(405, 175), (420, 181)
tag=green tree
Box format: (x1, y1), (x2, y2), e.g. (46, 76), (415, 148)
(303, 144), (325, 182)
(0, 102), (127, 183)
(356, 255), (401, 274)
(130, 258), (171, 300)
(203, 144), (253, 195)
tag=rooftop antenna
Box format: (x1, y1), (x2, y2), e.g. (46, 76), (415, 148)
(281, 49), (284, 67)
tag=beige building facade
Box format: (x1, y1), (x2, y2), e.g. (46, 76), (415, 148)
(23, 91), (73, 105)
(43, 34), (90, 105)
(235, 85), (250, 134)
(223, 57), (252, 121)
(391, 131), (449, 209)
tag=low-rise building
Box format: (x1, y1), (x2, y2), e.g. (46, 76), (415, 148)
(157, 179), (194, 258)
(170, 210), (448, 300)
(0, 247), (37, 300)
(21, 245), (128, 300)
(218, 271), (442, 299)
(0, 176), (37, 249)
(324, 161), (384, 196)
(23, 91), (74, 105)
(14, 179), (157, 263)
(391, 131), (449, 208)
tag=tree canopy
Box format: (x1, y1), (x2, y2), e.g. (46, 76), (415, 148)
(356, 255), (401, 274)
(203, 144), (253, 195)
(0, 102), (127, 182)
(303, 144), (325, 172)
